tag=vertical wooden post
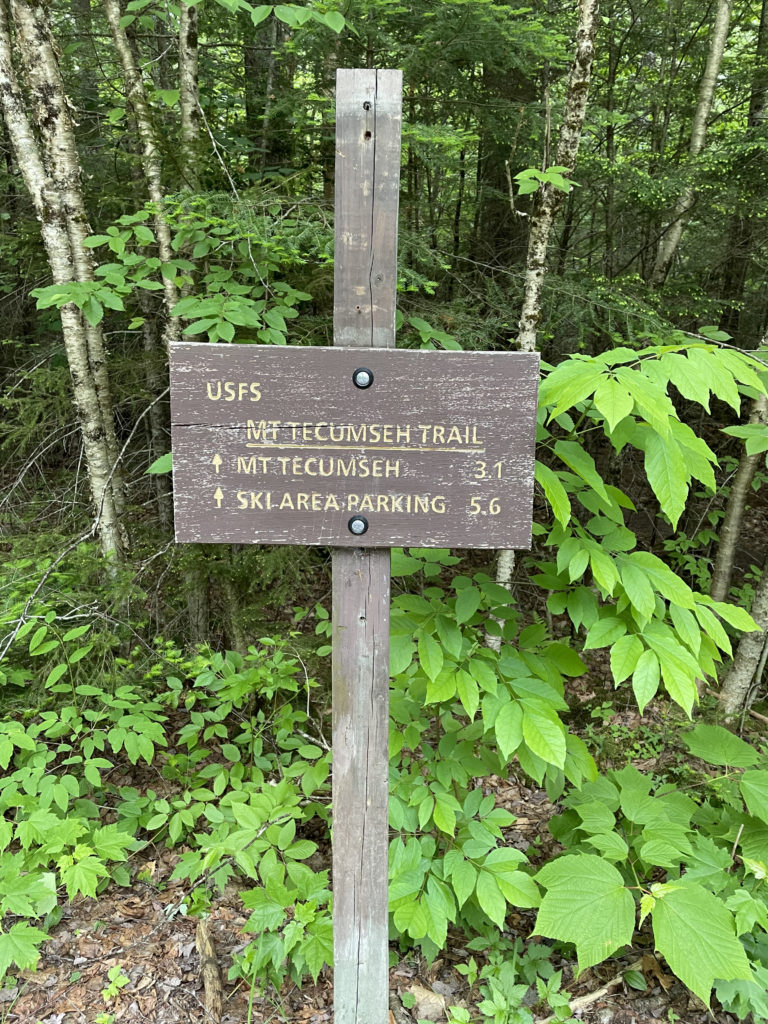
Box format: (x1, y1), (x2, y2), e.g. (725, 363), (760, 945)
(332, 68), (402, 1024)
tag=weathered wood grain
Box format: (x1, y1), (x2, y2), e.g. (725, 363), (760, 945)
(169, 344), (540, 549)
(331, 67), (400, 1024)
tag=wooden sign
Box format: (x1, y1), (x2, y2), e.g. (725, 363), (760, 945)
(170, 343), (539, 549)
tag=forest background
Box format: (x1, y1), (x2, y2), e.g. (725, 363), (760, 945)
(2, 0), (768, 1022)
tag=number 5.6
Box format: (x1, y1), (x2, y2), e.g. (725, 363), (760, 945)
(469, 496), (501, 515)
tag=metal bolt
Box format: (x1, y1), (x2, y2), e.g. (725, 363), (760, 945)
(352, 367), (373, 389)
(348, 515), (369, 536)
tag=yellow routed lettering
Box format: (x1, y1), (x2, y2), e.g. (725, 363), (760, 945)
(324, 494), (340, 510)
(292, 457), (304, 475)
(315, 425), (327, 441)
(285, 422), (300, 441)
(311, 493), (323, 511)
(415, 496), (429, 514)
(279, 493), (294, 510)
(330, 425), (346, 442)
(385, 460), (400, 477)
(432, 426), (445, 444)
(368, 424), (381, 443)
(249, 492), (264, 509)
(237, 456), (257, 474)
(417, 424), (430, 443)
(337, 458), (355, 476)
(472, 426), (482, 444)
(297, 493), (309, 510)
(371, 459), (383, 478)
(357, 458), (370, 478)
(396, 425), (411, 443)
(376, 495), (390, 512)
(237, 491), (247, 508)
(206, 381), (222, 400)
(446, 426), (463, 445)
(347, 494), (360, 510)
(391, 495), (403, 513)
(247, 419), (269, 441)
(348, 424), (365, 442)
(432, 496), (446, 514)
(319, 459), (335, 477)
(305, 459), (318, 476)
(382, 425), (394, 444)
(223, 382), (236, 400)
(278, 457), (290, 473)
(359, 495), (375, 512)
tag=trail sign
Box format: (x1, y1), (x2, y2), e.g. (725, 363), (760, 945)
(170, 344), (539, 549)
(169, 68), (539, 1024)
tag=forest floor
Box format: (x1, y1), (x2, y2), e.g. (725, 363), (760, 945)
(0, 760), (744, 1024)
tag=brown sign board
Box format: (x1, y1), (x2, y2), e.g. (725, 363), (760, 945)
(170, 342), (539, 549)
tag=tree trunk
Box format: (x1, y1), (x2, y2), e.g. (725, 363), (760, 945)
(650, 0), (732, 288)
(516, 0), (599, 353)
(179, 1), (200, 189)
(710, 392), (768, 602)
(490, 0), (599, 640)
(719, 555), (768, 719)
(0, 0), (126, 560)
(103, 0), (181, 346)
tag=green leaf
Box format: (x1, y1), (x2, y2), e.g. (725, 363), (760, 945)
(642, 432), (687, 527)
(250, 4), (273, 25)
(740, 770), (768, 824)
(521, 702), (566, 768)
(456, 669), (479, 720)
(593, 377), (633, 431)
(455, 586), (482, 624)
(535, 855), (635, 972)
(475, 870), (506, 929)
(540, 360), (603, 417)
(584, 616), (627, 650)
(146, 452), (172, 474)
(650, 881), (751, 1006)
(535, 461), (571, 527)
(322, 10), (345, 32)
(610, 634), (643, 684)
(451, 858), (477, 908)
(418, 633), (443, 683)
(553, 440), (609, 501)
(620, 561), (656, 624)
(60, 855), (109, 899)
(684, 725), (758, 768)
(156, 89), (180, 107)
(632, 650), (660, 713)
(433, 793), (457, 835)
(495, 701), (523, 760)
(0, 923), (49, 978)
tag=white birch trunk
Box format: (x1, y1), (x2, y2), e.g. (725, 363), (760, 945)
(490, 0), (599, 643)
(179, 1), (200, 189)
(0, 0), (125, 560)
(103, 0), (181, 345)
(11, 0), (125, 515)
(651, 0), (732, 287)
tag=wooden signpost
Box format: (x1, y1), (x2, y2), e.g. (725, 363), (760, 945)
(170, 69), (539, 1024)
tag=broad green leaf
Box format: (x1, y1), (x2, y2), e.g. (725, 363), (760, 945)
(615, 365), (676, 435)
(495, 700), (523, 760)
(418, 634), (443, 681)
(323, 10), (345, 31)
(553, 440), (609, 501)
(475, 870), (506, 929)
(642, 431), (687, 527)
(146, 452), (172, 474)
(610, 634), (643, 684)
(433, 793), (457, 835)
(584, 832), (629, 862)
(389, 634), (415, 676)
(435, 615), (463, 659)
(627, 552), (694, 608)
(456, 668), (479, 720)
(593, 377), (633, 431)
(650, 881), (751, 1006)
(60, 855), (109, 899)
(451, 858), (477, 908)
(455, 586), (482, 624)
(684, 724), (758, 768)
(540, 359), (603, 417)
(521, 702), (566, 768)
(0, 923), (49, 978)
(535, 460), (571, 526)
(250, 4), (273, 25)
(632, 650), (660, 713)
(740, 770), (768, 824)
(584, 616), (627, 650)
(620, 561), (656, 623)
(535, 855), (635, 972)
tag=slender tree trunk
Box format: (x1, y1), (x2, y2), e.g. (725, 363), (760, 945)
(710, 392), (768, 602)
(719, 555), (768, 718)
(516, 0), (599, 353)
(650, 0), (732, 288)
(179, 1), (200, 189)
(0, 0), (125, 560)
(491, 0), (599, 625)
(103, 0), (181, 346)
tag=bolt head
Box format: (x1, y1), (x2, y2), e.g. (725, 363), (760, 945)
(352, 368), (373, 389)
(348, 516), (368, 535)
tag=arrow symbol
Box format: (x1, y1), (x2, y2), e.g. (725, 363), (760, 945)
(213, 487), (223, 508)
(212, 454), (222, 474)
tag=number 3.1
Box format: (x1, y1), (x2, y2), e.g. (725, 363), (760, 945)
(474, 461), (503, 479)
